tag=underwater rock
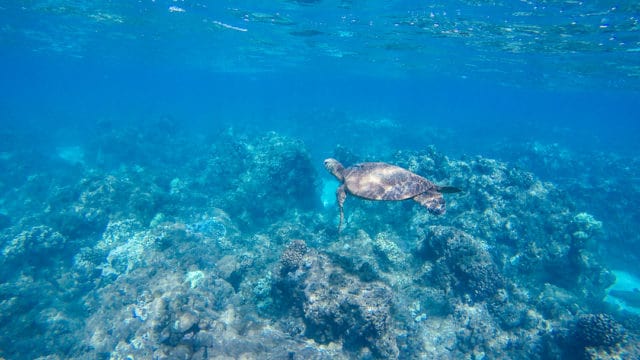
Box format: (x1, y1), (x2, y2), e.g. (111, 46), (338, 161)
(403, 150), (609, 294)
(2, 225), (66, 264)
(51, 174), (129, 238)
(127, 182), (166, 224)
(52, 169), (167, 239)
(574, 313), (625, 348)
(273, 240), (399, 359)
(97, 219), (153, 277)
(181, 209), (241, 251)
(186, 216), (227, 239)
(486, 288), (528, 329)
(81, 259), (339, 360)
(331, 144), (361, 169)
(233, 132), (318, 228)
(416, 226), (504, 301)
(372, 231), (408, 270)
(197, 130), (318, 230)
(84, 267), (235, 358)
(0, 265), (84, 359)
(394, 146), (454, 183)
(279, 239), (308, 270)
(200, 128), (252, 192)
(325, 230), (382, 283)
(504, 142), (640, 272)
(72, 246), (107, 285)
(97, 215), (234, 280)
(570, 212), (603, 244)
(215, 253), (254, 291)
(451, 302), (502, 355)
(3, 126), (637, 359)
(77, 175), (128, 218)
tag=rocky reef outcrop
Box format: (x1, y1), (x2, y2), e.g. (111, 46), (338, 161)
(273, 240), (398, 358)
(415, 226), (505, 301)
(1, 125), (639, 359)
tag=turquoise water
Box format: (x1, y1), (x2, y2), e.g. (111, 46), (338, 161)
(606, 270), (640, 315)
(1, 1), (639, 359)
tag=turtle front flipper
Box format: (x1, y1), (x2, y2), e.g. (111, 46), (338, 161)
(414, 191), (445, 215)
(337, 184), (347, 231)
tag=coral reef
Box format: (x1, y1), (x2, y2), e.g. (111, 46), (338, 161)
(77, 225), (344, 360)
(273, 240), (398, 358)
(194, 130), (318, 229)
(415, 226), (504, 301)
(503, 141), (640, 271)
(1, 125), (639, 360)
(2, 226), (66, 264)
(574, 313), (625, 348)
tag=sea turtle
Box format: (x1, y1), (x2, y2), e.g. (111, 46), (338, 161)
(324, 158), (460, 230)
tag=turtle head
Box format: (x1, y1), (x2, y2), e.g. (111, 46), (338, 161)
(324, 158), (345, 182)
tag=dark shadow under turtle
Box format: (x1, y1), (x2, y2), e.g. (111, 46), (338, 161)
(324, 158), (461, 231)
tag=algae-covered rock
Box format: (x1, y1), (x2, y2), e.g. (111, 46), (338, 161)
(2, 225), (66, 264)
(575, 313), (625, 348)
(273, 240), (399, 359)
(233, 132), (318, 227)
(416, 226), (504, 301)
(202, 130), (318, 230)
(279, 239), (308, 270)
(4, 124), (639, 359)
(373, 231), (407, 270)
(571, 212), (603, 242)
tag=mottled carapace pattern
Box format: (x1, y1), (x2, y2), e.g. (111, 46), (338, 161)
(343, 162), (439, 201)
(324, 158), (450, 231)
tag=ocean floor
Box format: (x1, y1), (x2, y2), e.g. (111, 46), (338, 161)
(1, 119), (639, 359)
(605, 271), (640, 315)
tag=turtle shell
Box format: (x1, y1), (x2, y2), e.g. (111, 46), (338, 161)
(342, 162), (437, 200)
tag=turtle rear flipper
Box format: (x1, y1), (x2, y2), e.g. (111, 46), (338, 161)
(414, 191), (445, 215)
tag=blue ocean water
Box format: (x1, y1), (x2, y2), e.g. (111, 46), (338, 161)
(1, 1), (639, 359)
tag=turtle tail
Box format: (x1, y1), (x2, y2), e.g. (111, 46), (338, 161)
(438, 186), (462, 193)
